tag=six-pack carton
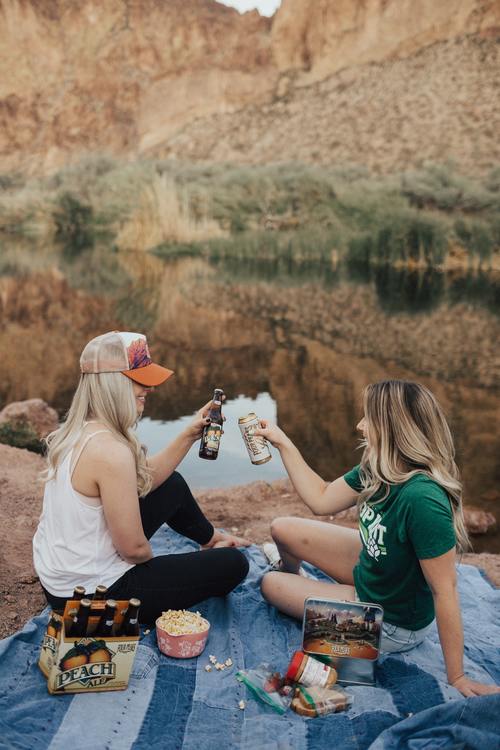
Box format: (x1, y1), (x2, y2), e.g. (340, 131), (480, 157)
(38, 599), (139, 694)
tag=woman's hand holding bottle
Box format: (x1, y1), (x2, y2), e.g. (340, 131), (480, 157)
(183, 397), (226, 443)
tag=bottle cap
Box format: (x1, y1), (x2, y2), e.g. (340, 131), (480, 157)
(286, 651), (305, 682)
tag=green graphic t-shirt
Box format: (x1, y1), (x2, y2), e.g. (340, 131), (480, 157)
(344, 465), (456, 630)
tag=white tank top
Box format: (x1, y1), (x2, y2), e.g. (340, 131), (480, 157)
(33, 428), (134, 597)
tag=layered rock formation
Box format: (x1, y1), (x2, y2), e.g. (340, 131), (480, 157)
(1, 0), (499, 173)
(271, 0), (500, 83)
(0, 0), (274, 172)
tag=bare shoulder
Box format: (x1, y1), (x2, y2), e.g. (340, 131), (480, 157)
(86, 433), (134, 469)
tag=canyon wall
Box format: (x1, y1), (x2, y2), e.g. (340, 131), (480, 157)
(0, 0), (499, 173)
(272, 0), (500, 83)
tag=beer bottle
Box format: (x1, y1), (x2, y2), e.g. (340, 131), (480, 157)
(199, 388), (224, 460)
(67, 598), (92, 637)
(95, 599), (117, 637)
(92, 584), (108, 601)
(72, 586), (86, 600)
(117, 598), (141, 637)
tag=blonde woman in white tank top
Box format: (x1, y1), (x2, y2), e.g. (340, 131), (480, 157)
(33, 331), (250, 624)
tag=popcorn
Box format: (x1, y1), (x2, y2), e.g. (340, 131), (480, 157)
(209, 655), (217, 664)
(225, 658), (233, 667)
(205, 665), (212, 672)
(238, 700), (246, 710)
(157, 609), (209, 635)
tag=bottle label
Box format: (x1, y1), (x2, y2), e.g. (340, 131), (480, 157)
(204, 423), (222, 451)
(298, 657), (332, 688)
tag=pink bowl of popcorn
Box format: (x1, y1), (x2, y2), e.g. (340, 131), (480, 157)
(156, 609), (211, 659)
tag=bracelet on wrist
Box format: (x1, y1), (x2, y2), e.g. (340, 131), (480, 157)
(450, 673), (464, 685)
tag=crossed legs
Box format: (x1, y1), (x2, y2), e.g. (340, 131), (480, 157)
(261, 517), (362, 619)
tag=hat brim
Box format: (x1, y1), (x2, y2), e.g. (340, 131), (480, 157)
(122, 363), (174, 387)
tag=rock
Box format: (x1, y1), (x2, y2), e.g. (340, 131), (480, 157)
(461, 553), (500, 587)
(1, 0), (499, 173)
(463, 507), (497, 535)
(481, 490), (500, 503)
(0, 399), (59, 439)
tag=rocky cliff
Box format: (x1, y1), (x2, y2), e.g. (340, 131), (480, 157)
(271, 0), (500, 83)
(0, 0), (499, 173)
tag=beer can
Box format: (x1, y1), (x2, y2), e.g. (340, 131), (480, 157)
(238, 413), (272, 465)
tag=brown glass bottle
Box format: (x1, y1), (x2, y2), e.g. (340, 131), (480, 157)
(92, 585), (108, 601)
(199, 388), (224, 460)
(117, 598), (141, 637)
(72, 586), (86, 600)
(67, 598), (92, 638)
(95, 599), (117, 637)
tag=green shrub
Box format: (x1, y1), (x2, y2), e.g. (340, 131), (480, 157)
(53, 192), (95, 254)
(348, 234), (373, 264)
(455, 219), (495, 262)
(0, 420), (44, 454)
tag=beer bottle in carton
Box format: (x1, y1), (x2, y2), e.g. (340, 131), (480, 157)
(199, 388), (224, 460)
(92, 584), (108, 601)
(117, 598), (141, 637)
(95, 599), (117, 637)
(72, 586), (86, 600)
(67, 598), (92, 637)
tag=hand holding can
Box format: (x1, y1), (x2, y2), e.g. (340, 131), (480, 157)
(239, 413), (272, 465)
(253, 419), (289, 449)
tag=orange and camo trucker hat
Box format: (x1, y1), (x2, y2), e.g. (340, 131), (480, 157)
(80, 331), (174, 387)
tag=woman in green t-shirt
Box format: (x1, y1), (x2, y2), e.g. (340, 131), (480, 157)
(256, 379), (499, 698)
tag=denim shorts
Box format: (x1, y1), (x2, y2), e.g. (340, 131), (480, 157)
(353, 591), (432, 654)
(379, 621), (433, 654)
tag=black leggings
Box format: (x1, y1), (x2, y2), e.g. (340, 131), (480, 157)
(42, 472), (249, 625)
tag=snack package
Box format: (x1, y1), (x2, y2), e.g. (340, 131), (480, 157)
(236, 665), (294, 715)
(291, 684), (353, 717)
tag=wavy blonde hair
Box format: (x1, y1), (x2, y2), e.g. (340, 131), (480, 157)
(43, 372), (153, 497)
(358, 380), (470, 552)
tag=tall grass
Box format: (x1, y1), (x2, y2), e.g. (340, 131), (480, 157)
(0, 159), (499, 267)
(116, 173), (225, 252)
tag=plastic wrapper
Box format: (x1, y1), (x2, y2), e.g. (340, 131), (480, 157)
(291, 684), (353, 717)
(236, 665), (294, 715)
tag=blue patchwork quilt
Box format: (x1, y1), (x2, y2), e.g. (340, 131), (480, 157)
(0, 527), (499, 750)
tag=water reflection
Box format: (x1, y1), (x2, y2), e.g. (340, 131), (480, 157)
(0, 242), (499, 551)
(212, 256), (340, 288)
(373, 266), (445, 314)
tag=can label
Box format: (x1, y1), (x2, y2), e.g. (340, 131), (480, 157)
(238, 414), (272, 465)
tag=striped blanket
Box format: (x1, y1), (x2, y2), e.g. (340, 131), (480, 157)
(1, 526), (499, 750)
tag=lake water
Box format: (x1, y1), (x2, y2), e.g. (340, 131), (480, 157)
(0, 241), (498, 551)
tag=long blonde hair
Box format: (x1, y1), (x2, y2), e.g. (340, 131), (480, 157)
(43, 372), (153, 497)
(358, 380), (470, 552)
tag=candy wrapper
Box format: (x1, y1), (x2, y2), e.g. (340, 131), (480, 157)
(236, 665), (293, 715)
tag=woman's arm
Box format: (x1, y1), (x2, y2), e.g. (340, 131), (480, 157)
(420, 550), (500, 697)
(255, 420), (359, 515)
(147, 400), (214, 490)
(95, 440), (153, 564)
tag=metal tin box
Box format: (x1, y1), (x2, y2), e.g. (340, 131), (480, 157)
(301, 597), (384, 686)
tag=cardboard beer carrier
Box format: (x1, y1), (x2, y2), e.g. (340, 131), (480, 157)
(38, 599), (139, 694)
(302, 597), (384, 686)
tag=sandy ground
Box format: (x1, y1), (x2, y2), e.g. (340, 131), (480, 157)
(0, 444), (498, 640)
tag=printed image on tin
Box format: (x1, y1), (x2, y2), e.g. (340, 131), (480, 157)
(303, 599), (382, 661)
